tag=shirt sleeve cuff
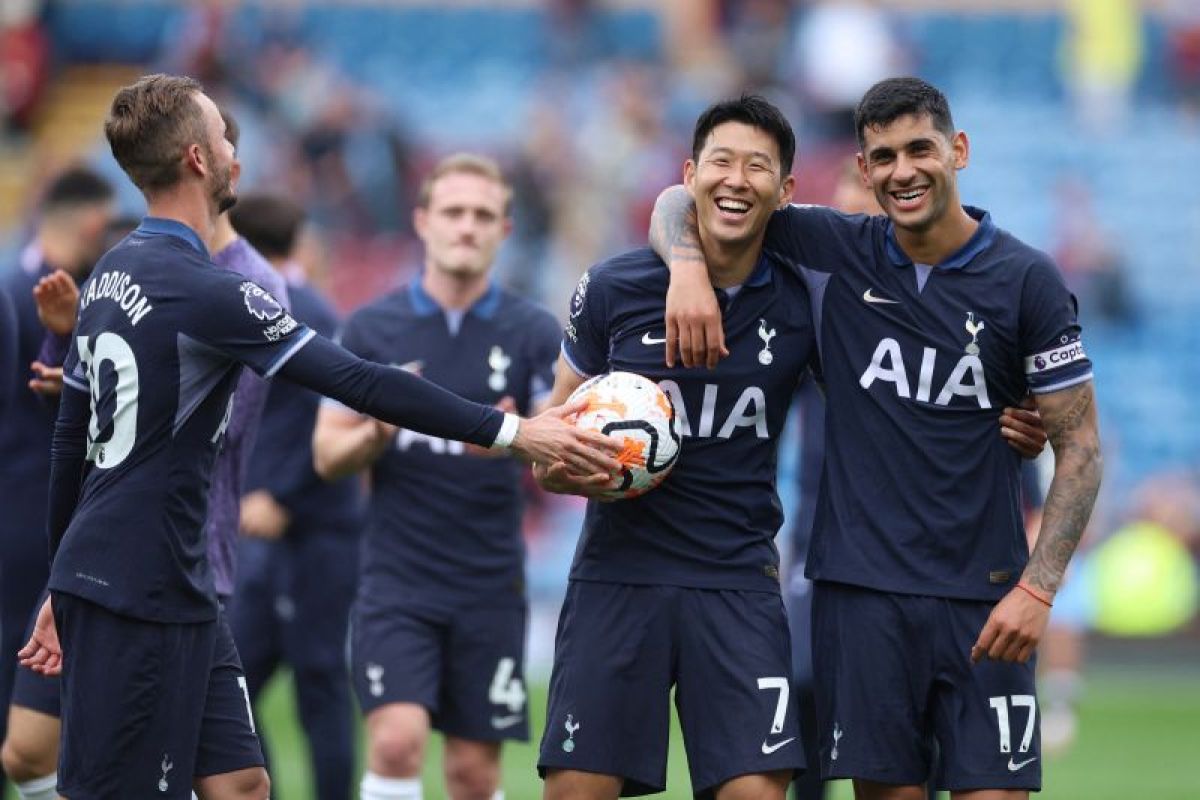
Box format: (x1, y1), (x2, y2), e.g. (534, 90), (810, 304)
(490, 412), (521, 450)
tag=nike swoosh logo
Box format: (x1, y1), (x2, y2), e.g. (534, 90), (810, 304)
(862, 288), (899, 304)
(641, 332), (668, 345)
(1007, 756), (1039, 771)
(491, 714), (524, 729)
(761, 737), (796, 755)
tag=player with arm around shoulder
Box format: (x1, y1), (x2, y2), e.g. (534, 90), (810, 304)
(648, 77), (1100, 800)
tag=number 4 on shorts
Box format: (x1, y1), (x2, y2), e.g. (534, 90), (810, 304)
(488, 657), (526, 713)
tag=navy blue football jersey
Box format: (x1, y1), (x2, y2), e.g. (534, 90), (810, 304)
(564, 248), (816, 593)
(51, 218), (314, 622)
(764, 206), (1092, 601)
(337, 280), (559, 607)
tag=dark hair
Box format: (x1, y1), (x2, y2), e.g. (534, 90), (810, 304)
(692, 94), (795, 175)
(104, 73), (206, 192)
(228, 193), (306, 259)
(42, 167), (114, 212)
(219, 106), (239, 149)
(854, 77), (955, 149)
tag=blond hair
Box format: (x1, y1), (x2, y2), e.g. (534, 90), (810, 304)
(416, 153), (512, 216)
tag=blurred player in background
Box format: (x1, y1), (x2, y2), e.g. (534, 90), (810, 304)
(229, 192), (363, 800)
(312, 153), (561, 800)
(652, 76), (1100, 800)
(0, 166), (113, 799)
(18, 74), (617, 799)
(0, 289), (16, 450)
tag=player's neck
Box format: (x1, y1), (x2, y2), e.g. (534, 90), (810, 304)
(144, 188), (216, 252)
(421, 266), (490, 311)
(209, 214), (238, 255)
(892, 204), (978, 266)
(698, 227), (764, 289)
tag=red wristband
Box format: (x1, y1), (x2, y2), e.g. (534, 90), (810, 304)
(1016, 581), (1053, 608)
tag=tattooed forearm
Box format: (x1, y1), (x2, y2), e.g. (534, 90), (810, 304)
(649, 185), (704, 265)
(1022, 383), (1103, 594)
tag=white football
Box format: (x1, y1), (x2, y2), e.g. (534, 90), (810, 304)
(567, 371), (680, 500)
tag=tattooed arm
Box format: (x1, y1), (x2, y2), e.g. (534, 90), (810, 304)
(649, 185), (728, 368)
(972, 380), (1102, 664)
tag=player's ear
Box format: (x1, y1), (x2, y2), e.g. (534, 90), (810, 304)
(413, 206), (428, 239)
(856, 152), (870, 186)
(952, 131), (970, 170)
(184, 143), (205, 178)
(778, 173), (795, 208)
(683, 159), (697, 198)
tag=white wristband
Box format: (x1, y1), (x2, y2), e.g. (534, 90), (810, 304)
(490, 412), (521, 450)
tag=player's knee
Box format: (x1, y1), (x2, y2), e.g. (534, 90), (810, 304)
(443, 754), (499, 800)
(0, 731), (57, 783)
(370, 726), (425, 776)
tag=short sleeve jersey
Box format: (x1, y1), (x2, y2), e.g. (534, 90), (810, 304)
(563, 248), (816, 593)
(764, 205), (1092, 600)
(338, 280), (559, 608)
(50, 218), (314, 622)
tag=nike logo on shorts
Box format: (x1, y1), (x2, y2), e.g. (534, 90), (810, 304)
(761, 737), (796, 755)
(862, 288), (899, 304)
(641, 332), (668, 345)
(491, 714), (524, 730)
(1007, 756), (1038, 771)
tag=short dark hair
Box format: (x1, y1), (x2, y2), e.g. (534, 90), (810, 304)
(104, 73), (206, 192)
(692, 94), (795, 176)
(854, 77), (955, 149)
(42, 167), (114, 213)
(228, 193), (306, 259)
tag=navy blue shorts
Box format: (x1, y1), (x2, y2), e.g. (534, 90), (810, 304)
(350, 598), (529, 742)
(538, 581), (805, 798)
(53, 592), (263, 799)
(812, 581), (1041, 791)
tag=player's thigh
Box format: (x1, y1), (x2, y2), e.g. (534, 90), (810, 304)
(227, 538), (284, 691)
(931, 599), (1041, 794)
(193, 765), (270, 800)
(674, 589), (804, 798)
(537, 581), (675, 796)
(811, 581), (937, 786)
(52, 591), (214, 799)
(281, 532), (358, 673)
(442, 736), (501, 796)
(951, 791), (1028, 800)
(194, 610), (266, 779)
(713, 769), (791, 800)
(351, 601), (444, 717)
(440, 602), (529, 742)
(542, 769), (623, 800)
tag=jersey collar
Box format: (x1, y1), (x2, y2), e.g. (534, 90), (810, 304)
(885, 206), (995, 271)
(409, 277), (502, 319)
(135, 217), (210, 258)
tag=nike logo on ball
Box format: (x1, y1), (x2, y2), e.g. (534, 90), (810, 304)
(491, 714), (524, 730)
(862, 288), (899, 304)
(761, 737), (796, 755)
(1007, 756), (1038, 771)
(641, 332), (668, 345)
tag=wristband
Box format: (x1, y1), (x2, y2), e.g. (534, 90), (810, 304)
(1016, 581), (1053, 608)
(490, 412), (520, 450)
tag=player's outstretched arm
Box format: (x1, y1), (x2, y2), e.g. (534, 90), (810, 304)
(312, 403), (397, 481)
(972, 380), (1101, 664)
(279, 335), (621, 477)
(649, 185), (728, 369)
(530, 355), (620, 497)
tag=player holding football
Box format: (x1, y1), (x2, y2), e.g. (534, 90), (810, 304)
(650, 77), (1102, 800)
(17, 74), (620, 799)
(312, 153), (561, 800)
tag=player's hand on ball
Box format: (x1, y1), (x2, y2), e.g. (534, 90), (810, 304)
(970, 585), (1053, 664)
(1000, 397), (1047, 459)
(18, 597), (62, 676)
(533, 461), (620, 499)
(512, 397), (623, 475)
(665, 267), (728, 369)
